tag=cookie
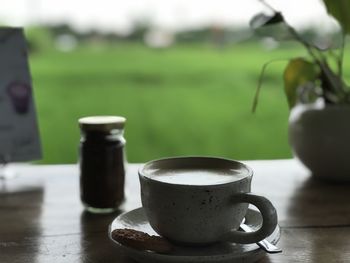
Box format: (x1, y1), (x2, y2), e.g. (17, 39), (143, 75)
(111, 228), (173, 253)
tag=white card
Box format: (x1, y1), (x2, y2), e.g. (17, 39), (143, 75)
(0, 28), (41, 163)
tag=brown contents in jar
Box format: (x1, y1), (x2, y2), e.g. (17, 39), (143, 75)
(79, 116), (126, 212)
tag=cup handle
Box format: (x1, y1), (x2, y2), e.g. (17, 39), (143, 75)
(221, 193), (278, 244)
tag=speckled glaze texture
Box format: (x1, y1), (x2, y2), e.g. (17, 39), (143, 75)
(139, 157), (277, 245)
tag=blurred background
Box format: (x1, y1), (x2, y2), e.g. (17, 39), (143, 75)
(1, 0), (345, 164)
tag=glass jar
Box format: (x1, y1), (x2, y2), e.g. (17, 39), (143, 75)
(78, 116), (126, 213)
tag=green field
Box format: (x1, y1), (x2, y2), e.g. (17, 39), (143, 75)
(30, 42), (314, 164)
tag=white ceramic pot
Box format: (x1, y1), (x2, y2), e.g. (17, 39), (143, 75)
(288, 100), (350, 181)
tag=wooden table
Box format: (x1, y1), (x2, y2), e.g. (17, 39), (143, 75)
(1, 159), (350, 263)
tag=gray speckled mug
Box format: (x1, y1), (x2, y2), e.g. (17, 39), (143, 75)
(139, 157), (277, 245)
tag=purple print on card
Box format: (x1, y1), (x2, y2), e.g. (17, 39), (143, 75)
(6, 81), (32, 114)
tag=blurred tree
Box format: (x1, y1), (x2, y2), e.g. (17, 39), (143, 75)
(25, 26), (53, 53)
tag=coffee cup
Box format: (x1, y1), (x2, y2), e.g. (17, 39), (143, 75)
(138, 156), (277, 245)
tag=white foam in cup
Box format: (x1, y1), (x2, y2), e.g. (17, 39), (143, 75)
(147, 168), (246, 185)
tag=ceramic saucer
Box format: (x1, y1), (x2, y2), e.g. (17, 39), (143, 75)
(109, 207), (281, 263)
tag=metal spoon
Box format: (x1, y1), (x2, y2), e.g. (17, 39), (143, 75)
(240, 220), (282, 254)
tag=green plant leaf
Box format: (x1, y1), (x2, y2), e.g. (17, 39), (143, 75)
(323, 0), (350, 34)
(250, 12), (293, 41)
(250, 12), (284, 29)
(283, 58), (319, 108)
